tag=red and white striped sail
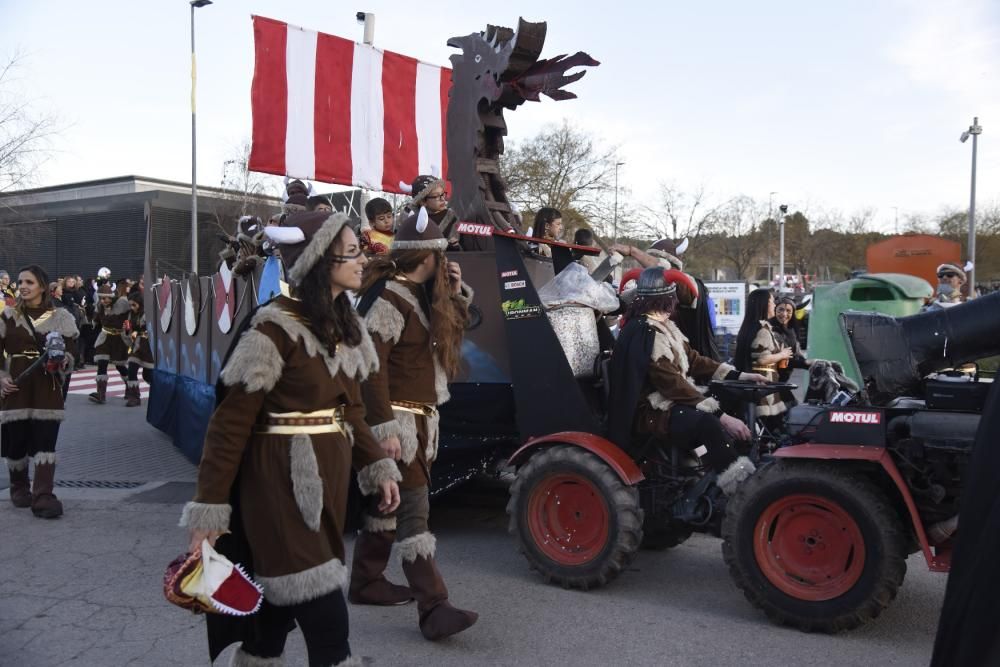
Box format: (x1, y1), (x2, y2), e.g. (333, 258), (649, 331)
(248, 15), (451, 194)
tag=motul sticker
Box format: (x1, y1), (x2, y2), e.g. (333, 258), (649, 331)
(456, 222), (493, 236)
(500, 270), (518, 278)
(828, 411), (881, 424)
(504, 280), (526, 290)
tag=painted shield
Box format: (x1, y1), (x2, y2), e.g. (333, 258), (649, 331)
(184, 273), (201, 336)
(258, 255), (283, 304)
(158, 275), (173, 334)
(214, 262), (237, 334)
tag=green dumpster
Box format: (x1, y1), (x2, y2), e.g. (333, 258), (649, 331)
(807, 273), (933, 386)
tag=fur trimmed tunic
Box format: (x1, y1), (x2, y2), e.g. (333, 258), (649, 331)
(126, 310), (153, 368)
(748, 321), (788, 417)
(180, 296), (401, 606)
(361, 278), (472, 488)
(0, 305), (79, 424)
(93, 296), (131, 364)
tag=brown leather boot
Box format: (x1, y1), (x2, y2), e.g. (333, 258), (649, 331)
(30, 457), (63, 519)
(401, 554), (478, 640)
(7, 458), (32, 508)
(349, 530), (413, 605)
(125, 382), (141, 407)
(89, 377), (107, 404)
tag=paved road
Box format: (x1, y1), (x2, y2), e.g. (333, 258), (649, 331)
(0, 398), (945, 666)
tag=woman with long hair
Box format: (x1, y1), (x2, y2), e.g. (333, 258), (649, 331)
(735, 288), (791, 420)
(123, 291), (152, 407)
(180, 211), (402, 666)
(607, 268), (766, 495)
(0, 264), (78, 518)
(348, 208), (478, 640)
(531, 207), (563, 258)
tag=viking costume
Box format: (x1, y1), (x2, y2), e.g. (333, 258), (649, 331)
(645, 238), (722, 362)
(735, 319), (788, 419)
(124, 292), (153, 408)
(350, 208), (479, 640)
(608, 269), (754, 496)
(180, 211), (400, 666)
(400, 175), (468, 251)
(931, 262), (967, 308)
(89, 284), (130, 404)
(1, 299), (78, 518)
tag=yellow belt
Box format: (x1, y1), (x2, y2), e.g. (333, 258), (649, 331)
(753, 366), (778, 379)
(103, 327), (123, 335)
(253, 407), (345, 435)
(11, 351), (41, 360)
(390, 400), (438, 418)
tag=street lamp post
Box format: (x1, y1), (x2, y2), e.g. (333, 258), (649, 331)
(778, 204), (787, 291)
(190, 0), (212, 274)
(613, 161), (624, 243)
(767, 191), (777, 283)
(960, 117), (983, 295)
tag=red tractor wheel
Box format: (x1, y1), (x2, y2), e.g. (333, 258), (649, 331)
(508, 445), (643, 590)
(722, 461), (908, 632)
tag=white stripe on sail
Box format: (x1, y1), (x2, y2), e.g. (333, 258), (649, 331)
(415, 62), (443, 177)
(350, 43), (384, 189)
(284, 26), (318, 179)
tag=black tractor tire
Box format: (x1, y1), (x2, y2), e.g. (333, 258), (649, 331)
(721, 460), (908, 633)
(507, 445), (643, 590)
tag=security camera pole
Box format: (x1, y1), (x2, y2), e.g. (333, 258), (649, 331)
(357, 11), (375, 45)
(959, 117), (982, 296)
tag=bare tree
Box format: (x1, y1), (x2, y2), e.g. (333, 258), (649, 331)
(210, 139), (279, 236)
(0, 52), (58, 193)
(699, 195), (765, 280)
(636, 182), (728, 243)
(501, 119), (620, 234)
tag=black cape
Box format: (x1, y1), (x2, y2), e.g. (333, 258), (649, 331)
(607, 316), (655, 456)
(675, 277), (720, 362)
(931, 379), (1000, 666)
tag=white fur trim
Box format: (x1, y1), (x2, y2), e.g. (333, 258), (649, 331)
(289, 434), (324, 532)
(695, 397), (721, 413)
(257, 558), (348, 606)
(390, 237), (449, 251)
(264, 226), (306, 244)
(717, 456), (756, 496)
(0, 316), (5, 339)
(363, 515), (397, 532)
(112, 297), (131, 316)
(126, 356), (154, 369)
(648, 249), (684, 271)
(647, 391), (673, 413)
(5, 305), (79, 339)
(712, 363), (736, 381)
(609, 251), (624, 266)
(382, 281), (451, 406)
(93, 354), (110, 363)
(395, 532), (437, 563)
(6, 456), (29, 471)
(230, 647), (284, 667)
(648, 318), (690, 375)
(385, 281), (429, 330)
(286, 213), (350, 285)
(370, 419), (402, 444)
(95, 374), (109, 381)
(364, 297), (406, 344)
(32, 451), (56, 465)
(0, 409), (65, 424)
(219, 328), (285, 393)
(178, 501), (232, 532)
(357, 458), (403, 496)
(250, 304), (378, 382)
(392, 409), (420, 464)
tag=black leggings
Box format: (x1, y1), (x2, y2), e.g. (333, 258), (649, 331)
(667, 405), (738, 473)
(1, 420), (61, 459)
(96, 360), (127, 382)
(126, 362), (152, 384)
(241, 591), (351, 666)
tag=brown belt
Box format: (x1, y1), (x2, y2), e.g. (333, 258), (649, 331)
(103, 327), (124, 335)
(253, 407), (345, 435)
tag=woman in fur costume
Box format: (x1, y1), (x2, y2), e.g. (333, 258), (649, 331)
(349, 207), (479, 640)
(89, 282), (130, 404)
(608, 268), (766, 496)
(0, 265), (78, 518)
(181, 211), (402, 666)
(123, 291), (152, 408)
(735, 289), (791, 425)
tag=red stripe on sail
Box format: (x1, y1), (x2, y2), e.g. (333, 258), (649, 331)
(248, 16), (288, 175)
(313, 33), (354, 185)
(381, 52), (418, 192)
(440, 67), (452, 192)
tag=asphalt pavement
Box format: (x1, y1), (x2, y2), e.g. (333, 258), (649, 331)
(0, 396), (945, 666)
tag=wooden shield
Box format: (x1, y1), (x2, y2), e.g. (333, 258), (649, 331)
(183, 273), (201, 336)
(157, 275), (173, 333)
(214, 262), (237, 334)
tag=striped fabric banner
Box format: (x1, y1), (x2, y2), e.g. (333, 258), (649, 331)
(248, 15), (451, 194)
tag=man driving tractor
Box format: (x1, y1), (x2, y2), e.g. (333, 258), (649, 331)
(607, 268), (768, 495)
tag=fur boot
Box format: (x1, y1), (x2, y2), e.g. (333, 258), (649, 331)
(30, 458), (63, 519)
(348, 530), (413, 606)
(7, 458), (31, 508)
(125, 382), (141, 407)
(401, 555), (478, 640)
(89, 377), (108, 404)
(717, 456), (756, 496)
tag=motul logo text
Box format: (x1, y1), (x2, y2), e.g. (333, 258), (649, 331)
(829, 411), (881, 424)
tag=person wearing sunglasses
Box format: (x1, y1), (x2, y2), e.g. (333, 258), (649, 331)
(933, 263), (967, 308)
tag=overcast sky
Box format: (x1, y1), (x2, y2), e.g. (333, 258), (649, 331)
(2, 0), (997, 233)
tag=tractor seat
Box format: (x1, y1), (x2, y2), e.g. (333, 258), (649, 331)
(710, 380), (796, 404)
